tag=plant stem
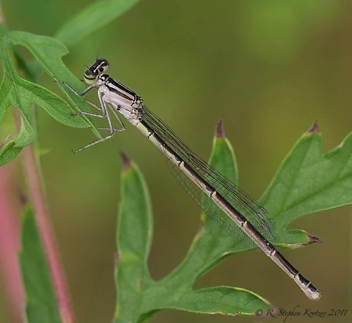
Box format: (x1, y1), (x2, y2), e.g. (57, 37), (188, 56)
(14, 109), (75, 323)
(0, 163), (23, 323)
(0, 2), (74, 321)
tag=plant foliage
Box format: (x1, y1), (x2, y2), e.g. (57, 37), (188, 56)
(113, 122), (352, 321)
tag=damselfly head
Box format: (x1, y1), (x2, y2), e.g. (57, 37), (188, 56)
(84, 59), (109, 84)
(92, 59), (109, 74)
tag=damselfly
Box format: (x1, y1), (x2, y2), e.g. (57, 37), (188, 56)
(57, 59), (321, 300)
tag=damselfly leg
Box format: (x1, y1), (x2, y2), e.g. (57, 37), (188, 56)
(56, 80), (126, 153)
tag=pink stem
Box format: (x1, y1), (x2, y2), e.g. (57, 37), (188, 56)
(14, 110), (75, 322)
(0, 5), (74, 321)
(0, 163), (24, 322)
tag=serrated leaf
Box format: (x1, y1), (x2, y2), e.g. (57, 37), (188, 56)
(19, 206), (61, 323)
(260, 123), (352, 245)
(0, 28), (101, 166)
(114, 120), (352, 321)
(114, 145), (271, 322)
(55, 0), (142, 48)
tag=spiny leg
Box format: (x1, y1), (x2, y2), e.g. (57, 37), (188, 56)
(74, 99), (125, 131)
(86, 100), (102, 111)
(56, 79), (126, 152)
(79, 99), (125, 131)
(72, 93), (119, 153)
(56, 80), (106, 118)
(97, 104), (125, 131)
(70, 98), (109, 118)
(55, 80), (95, 97)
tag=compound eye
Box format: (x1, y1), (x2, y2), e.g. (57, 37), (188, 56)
(84, 70), (96, 84)
(101, 62), (108, 72)
(96, 58), (109, 73)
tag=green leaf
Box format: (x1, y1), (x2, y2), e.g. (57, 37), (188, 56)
(167, 287), (270, 317)
(260, 122), (352, 246)
(55, 0), (142, 48)
(114, 120), (352, 320)
(0, 27), (101, 166)
(19, 206), (61, 323)
(114, 131), (272, 322)
(1, 1), (143, 166)
(114, 153), (154, 321)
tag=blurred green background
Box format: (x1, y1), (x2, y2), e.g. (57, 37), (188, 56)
(0, 0), (351, 322)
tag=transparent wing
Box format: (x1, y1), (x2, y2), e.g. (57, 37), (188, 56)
(141, 105), (276, 245)
(161, 153), (257, 247)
